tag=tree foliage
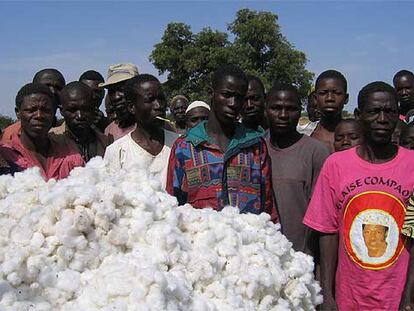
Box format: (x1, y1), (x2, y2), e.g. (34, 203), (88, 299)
(0, 115), (14, 131)
(150, 9), (314, 104)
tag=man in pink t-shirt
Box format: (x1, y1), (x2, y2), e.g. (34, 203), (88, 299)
(0, 83), (84, 180)
(304, 81), (414, 310)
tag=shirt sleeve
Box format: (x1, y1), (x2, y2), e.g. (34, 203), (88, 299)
(303, 157), (339, 233)
(260, 139), (279, 223)
(166, 139), (188, 206)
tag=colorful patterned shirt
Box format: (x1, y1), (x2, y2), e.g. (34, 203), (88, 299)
(166, 121), (277, 222)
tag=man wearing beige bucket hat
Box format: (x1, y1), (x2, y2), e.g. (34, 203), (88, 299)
(101, 63), (139, 140)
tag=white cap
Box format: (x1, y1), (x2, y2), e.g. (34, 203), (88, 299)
(185, 101), (210, 114)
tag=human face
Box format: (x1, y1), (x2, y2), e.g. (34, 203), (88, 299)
(242, 80), (265, 126)
(400, 126), (414, 150)
(315, 78), (348, 119)
(307, 94), (321, 122)
(107, 82), (131, 125)
(334, 122), (363, 151)
(61, 89), (95, 134)
(81, 79), (105, 108)
(394, 75), (414, 114)
(266, 90), (301, 135)
(356, 92), (398, 145)
(130, 81), (167, 128)
(35, 72), (65, 109)
(211, 75), (247, 126)
(363, 224), (388, 257)
(36, 72), (65, 96)
(17, 93), (55, 140)
(104, 96), (116, 123)
(186, 107), (209, 129)
(171, 99), (188, 124)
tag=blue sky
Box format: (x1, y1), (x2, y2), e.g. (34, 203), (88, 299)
(1, 1), (413, 118)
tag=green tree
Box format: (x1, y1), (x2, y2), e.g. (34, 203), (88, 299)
(150, 8), (314, 104)
(0, 115), (14, 131)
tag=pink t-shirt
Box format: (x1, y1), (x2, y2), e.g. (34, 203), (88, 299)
(304, 147), (414, 310)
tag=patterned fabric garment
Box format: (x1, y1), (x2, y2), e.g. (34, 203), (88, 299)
(402, 195), (414, 238)
(166, 121), (277, 222)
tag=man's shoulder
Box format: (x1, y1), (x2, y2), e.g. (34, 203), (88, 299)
(164, 129), (179, 147)
(302, 135), (331, 155)
(106, 132), (132, 150)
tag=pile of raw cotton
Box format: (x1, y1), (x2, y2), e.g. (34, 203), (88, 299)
(0, 158), (322, 310)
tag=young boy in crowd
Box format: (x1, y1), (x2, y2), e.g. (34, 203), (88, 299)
(311, 70), (349, 152)
(304, 81), (414, 310)
(166, 65), (277, 222)
(104, 74), (178, 189)
(400, 122), (414, 150)
(393, 70), (414, 119)
(0, 83), (84, 180)
(334, 119), (364, 152)
(297, 91), (320, 136)
(265, 83), (329, 252)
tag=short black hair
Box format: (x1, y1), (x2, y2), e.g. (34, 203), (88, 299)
(393, 70), (414, 85)
(315, 70), (347, 93)
(247, 75), (265, 94)
(79, 70), (104, 83)
(15, 83), (56, 109)
(33, 68), (66, 85)
(124, 74), (160, 102)
(212, 64), (247, 90)
(357, 81), (397, 110)
(266, 82), (301, 107)
(59, 81), (93, 106)
(335, 118), (362, 131)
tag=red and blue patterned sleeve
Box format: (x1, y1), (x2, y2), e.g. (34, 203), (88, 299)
(260, 139), (279, 223)
(166, 138), (188, 206)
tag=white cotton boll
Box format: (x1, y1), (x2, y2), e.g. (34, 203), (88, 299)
(0, 161), (321, 310)
(56, 269), (80, 293)
(0, 279), (14, 299)
(30, 232), (45, 249)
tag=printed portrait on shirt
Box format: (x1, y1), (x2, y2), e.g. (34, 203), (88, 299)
(343, 191), (406, 270)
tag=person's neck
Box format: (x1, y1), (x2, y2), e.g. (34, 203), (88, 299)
(400, 103), (414, 116)
(320, 114), (342, 132)
(20, 131), (49, 156)
(132, 122), (164, 143)
(206, 113), (235, 151)
(243, 117), (265, 131)
(70, 126), (95, 144)
(118, 117), (135, 129)
(270, 130), (302, 149)
(357, 141), (398, 164)
(176, 120), (186, 130)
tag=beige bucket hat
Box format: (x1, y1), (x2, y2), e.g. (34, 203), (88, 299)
(99, 63), (139, 88)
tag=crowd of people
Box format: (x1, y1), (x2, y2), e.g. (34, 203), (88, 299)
(1, 62), (414, 310)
